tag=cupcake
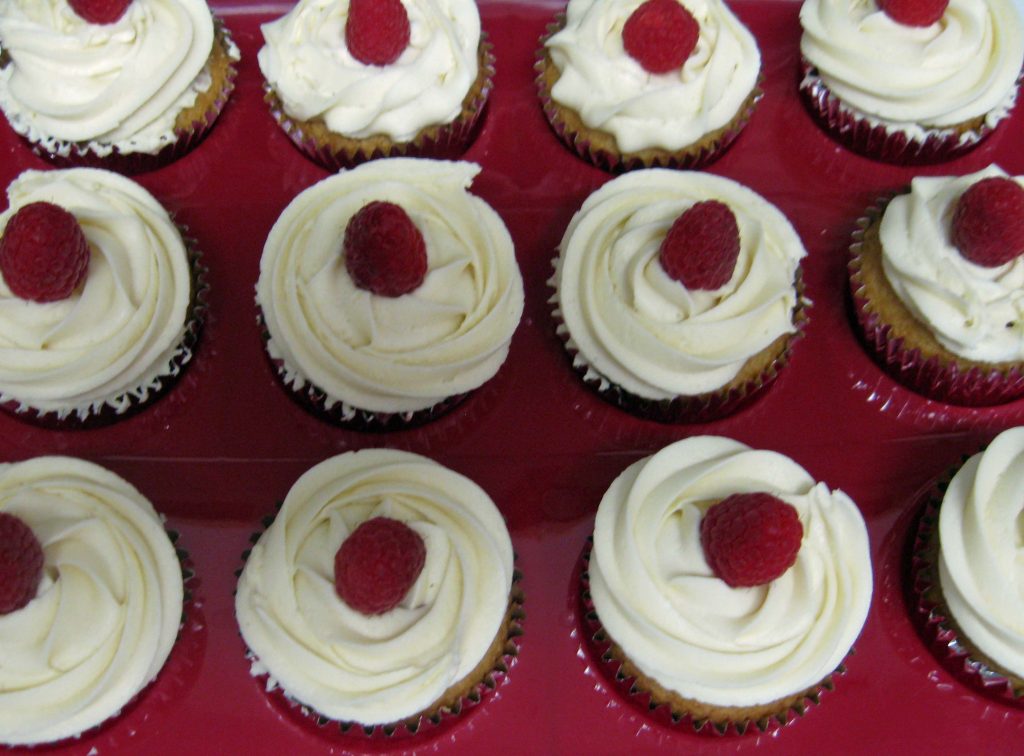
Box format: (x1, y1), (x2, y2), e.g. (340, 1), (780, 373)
(536, 0), (762, 172)
(799, 0), (1024, 163)
(849, 165), (1024, 405)
(0, 456), (185, 746)
(550, 169), (808, 423)
(583, 435), (873, 733)
(0, 167), (205, 425)
(913, 426), (1024, 703)
(235, 448), (523, 734)
(258, 0), (493, 171)
(257, 158), (524, 430)
(0, 0), (239, 172)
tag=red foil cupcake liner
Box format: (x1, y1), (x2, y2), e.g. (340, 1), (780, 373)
(266, 37), (494, 172)
(535, 16), (762, 173)
(576, 539), (839, 736)
(848, 201), (1024, 406)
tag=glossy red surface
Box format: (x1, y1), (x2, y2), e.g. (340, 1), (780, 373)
(2, 2), (1024, 753)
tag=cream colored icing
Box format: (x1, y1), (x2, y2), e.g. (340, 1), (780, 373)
(0, 168), (194, 420)
(0, 456), (183, 746)
(543, 0), (761, 153)
(235, 448), (514, 726)
(879, 165), (1024, 363)
(0, 0), (234, 156)
(257, 158), (524, 416)
(258, 0), (480, 143)
(938, 426), (1024, 678)
(589, 435), (873, 708)
(800, 0), (1024, 137)
(551, 169), (806, 399)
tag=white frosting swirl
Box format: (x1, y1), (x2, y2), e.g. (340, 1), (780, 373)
(257, 159), (524, 416)
(879, 165), (1024, 363)
(235, 449), (514, 726)
(258, 0), (480, 143)
(800, 0), (1024, 135)
(544, 0), (761, 153)
(0, 456), (183, 746)
(0, 168), (194, 419)
(589, 436), (872, 708)
(552, 169), (806, 398)
(938, 427), (1024, 677)
(0, 0), (225, 156)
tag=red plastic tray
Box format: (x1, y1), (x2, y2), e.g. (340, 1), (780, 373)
(2, 2), (1023, 753)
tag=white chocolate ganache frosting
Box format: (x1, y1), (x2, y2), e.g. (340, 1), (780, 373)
(878, 165), (1024, 363)
(258, 0), (480, 143)
(543, 0), (761, 153)
(552, 169), (807, 399)
(0, 0), (233, 156)
(0, 168), (195, 420)
(800, 0), (1024, 136)
(938, 426), (1024, 678)
(589, 435), (873, 708)
(257, 158), (524, 417)
(0, 456), (184, 746)
(235, 448), (515, 726)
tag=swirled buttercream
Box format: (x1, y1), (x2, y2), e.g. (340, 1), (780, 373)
(235, 449), (515, 726)
(257, 158), (523, 416)
(0, 0), (233, 156)
(879, 165), (1024, 363)
(258, 0), (480, 143)
(938, 427), (1024, 677)
(800, 0), (1024, 136)
(0, 456), (183, 746)
(0, 168), (195, 419)
(543, 0), (761, 153)
(552, 169), (806, 398)
(589, 436), (873, 708)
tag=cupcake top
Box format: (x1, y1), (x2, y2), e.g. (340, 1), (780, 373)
(878, 165), (1024, 363)
(800, 0), (1024, 135)
(258, 0), (480, 143)
(257, 158), (524, 416)
(235, 448), (515, 726)
(0, 168), (194, 419)
(552, 169), (806, 399)
(0, 0), (231, 156)
(0, 456), (183, 746)
(589, 435), (873, 708)
(938, 426), (1024, 678)
(543, 0), (761, 153)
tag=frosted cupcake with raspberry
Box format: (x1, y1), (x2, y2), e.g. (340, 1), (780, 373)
(257, 158), (524, 430)
(850, 164), (1024, 404)
(537, 0), (762, 172)
(550, 169), (808, 422)
(0, 167), (204, 424)
(800, 0), (1024, 163)
(0, 456), (184, 746)
(583, 435), (873, 733)
(258, 0), (493, 170)
(235, 449), (522, 733)
(0, 0), (239, 172)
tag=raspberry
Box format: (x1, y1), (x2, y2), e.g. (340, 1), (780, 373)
(0, 512), (44, 615)
(878, 0), (948, 26)
(700, 493), (803, 588)
(344, 201), (428, 297)
(345, 0), (411, 67)
(334, 517), (427, 615)
(68, 0), (132, 24)
(623, 0), (700, 74)
(659, 200), (740, 290)
(951, 177), (1024, 268)
(0, 202), (91, 303)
